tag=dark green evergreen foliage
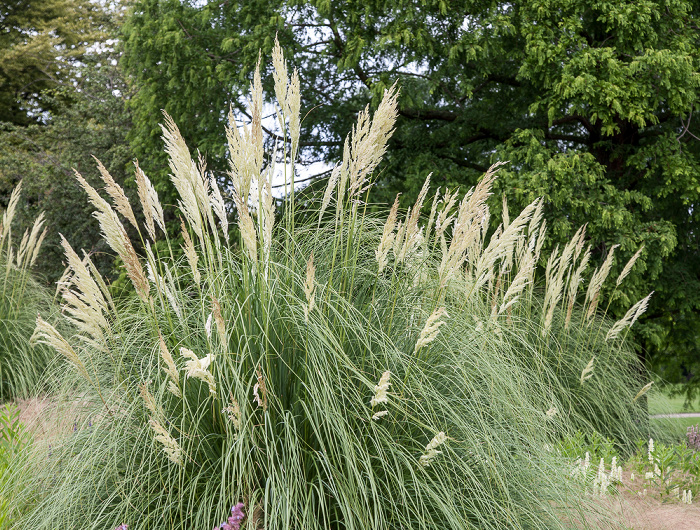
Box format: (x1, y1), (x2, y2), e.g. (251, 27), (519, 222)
(0, 52), (134, 282)
(122, 0), (700, 388)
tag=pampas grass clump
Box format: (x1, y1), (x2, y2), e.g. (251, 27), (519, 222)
(7, 42), (655, 529)
(0, 183), (53, 400)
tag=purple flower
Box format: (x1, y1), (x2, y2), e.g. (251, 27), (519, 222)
(229, 503), (246, 529)
(113, 525), (128, 530)
(214, 502), (246, 530)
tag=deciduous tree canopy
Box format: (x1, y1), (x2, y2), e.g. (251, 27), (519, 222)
(122, 0), (700, 384)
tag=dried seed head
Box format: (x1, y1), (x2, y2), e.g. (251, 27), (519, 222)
(616, 245), (644, 287)
(304, 253), (316, 322)
(211, 295), (226, 343)
(370, 371), (391, 407)
(180, 347), (216, 395)
(223, 392), (241, 431)
(414, 307), (448, 353)
(606, 292), (653, 341)
(253, 365), (268, 411)
(419, 431), (447, 467)
(580, 356), (595, 385)
(633, 381), (654, 403)
(94, 157), (138, 230)
(148, 419), (183, 466)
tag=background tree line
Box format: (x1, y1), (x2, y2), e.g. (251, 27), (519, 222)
(1, 0), (698, 393)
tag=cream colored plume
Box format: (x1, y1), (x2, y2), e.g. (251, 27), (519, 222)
(94, 157), (139, 230)
(158, 332), (180, 397)
(304, 253), (316, 322)
(414, 307), (448, 353)
(180, 347), (216, 395)
(58, 236), (111, 352)
(616, 245), (644, 287)
(370, 371), (391, 407)
(180, 218), (200, 286)
(32, 314), (91, 382)
(149, 418), (183, 466)
(75, 169), (150, 303)
(134, 162), (165, 241)
(419, 431), (447, 467)
(160, 112), (212, 241)
(580, 356), (595, 385)
(1, 180), (22, 245)
(585, 244), (620, 321)
(606, 292), (653, 341)
(633, 381), (653, 402)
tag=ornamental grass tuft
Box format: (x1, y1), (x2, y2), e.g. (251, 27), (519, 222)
(7, 41), (658, 529)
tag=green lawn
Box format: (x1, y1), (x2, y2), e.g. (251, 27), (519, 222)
(648, 386), (700, 415)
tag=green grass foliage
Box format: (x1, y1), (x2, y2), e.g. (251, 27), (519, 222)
(0, 183), (53, 400)
(9, 44), (658, 529)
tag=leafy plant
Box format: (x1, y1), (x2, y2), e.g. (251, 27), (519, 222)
(0, 404), (29, 528)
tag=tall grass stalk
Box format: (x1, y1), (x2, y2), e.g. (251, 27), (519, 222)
(11, 43), (655, 529)
(0, 183), (53, 400)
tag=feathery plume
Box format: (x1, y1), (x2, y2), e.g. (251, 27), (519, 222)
(565, 246), (591, 329)
(211, 295), (226, 343)
(372, 410), (389, 421)
(440, 165), (503, 287)
(370, 371), (391, 407)
(158, 332), (180, 397)
(75, 169), (150, 303)
(59, 236), (111, 351)
(27, 216), (48, 269)
(633, 382), (653, 403)
(32, 314), (91, 382)
(205, 313), (213, 339)
(139, 381), (159, 417)
(580, 356), (595, 385)
(148, 419), (183, 466)
(318, 165), (341, 227)
(346, 83), (399, 200)
(606, 292), (653, 341)
(419, 431), (447, 467)
(233, 190), (257, 263)
(585, 244), (620, 320)
(272, 37), (289, 120)
(397, 174), (431, 263)
(498, 251), (535, 315)
(616, 245), (644, 287)
(94, 157), (138, 230)
(253, 365), (268, 411)
(134, 162), (156, 240)
(1, 180), (22, 244)
(223, 393), (241, 431)
(160, 112), (208, 240)
(304, 253), (316, 322)
(414, 307), (448, 353)
(180, 347), (216, 395)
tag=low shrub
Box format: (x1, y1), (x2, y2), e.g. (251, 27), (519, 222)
(13, 43), (656, 529)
